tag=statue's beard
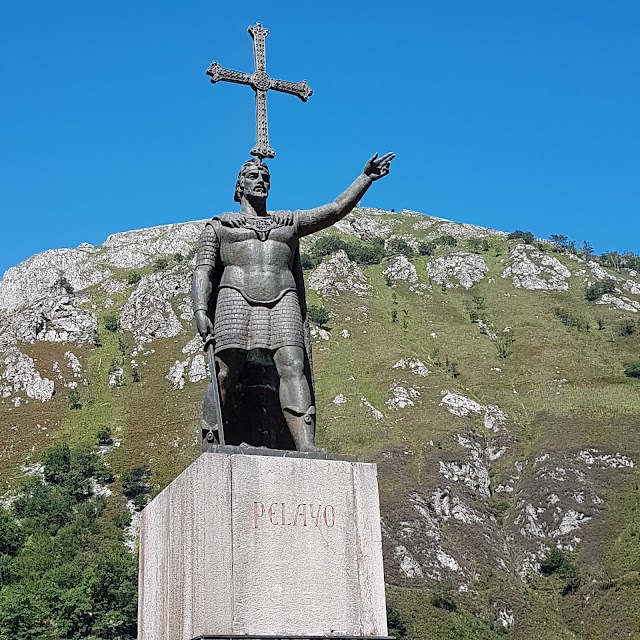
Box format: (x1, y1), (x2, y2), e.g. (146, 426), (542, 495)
(244, 187), (268, 199)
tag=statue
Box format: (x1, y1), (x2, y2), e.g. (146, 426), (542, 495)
(192, 152), (394, 451)
(193, 23), (394, 451)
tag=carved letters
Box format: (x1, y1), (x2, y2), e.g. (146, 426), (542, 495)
(253, 501), (336, 529)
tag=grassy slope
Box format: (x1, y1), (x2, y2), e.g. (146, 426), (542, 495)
(1, 211), (639, 639)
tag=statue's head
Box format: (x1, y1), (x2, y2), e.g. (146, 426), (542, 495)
(234, 158), (271, 203)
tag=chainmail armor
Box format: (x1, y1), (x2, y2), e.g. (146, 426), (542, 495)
(195, 222), (219, 268)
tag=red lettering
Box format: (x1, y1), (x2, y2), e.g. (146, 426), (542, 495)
(253, 501), (265, 528)
(268, 503), (279, 525)
(281, 502), (286, 526)
(309, 504), (321, 526)
(323, 505), (335, 527)
(293, 503), (307, 527)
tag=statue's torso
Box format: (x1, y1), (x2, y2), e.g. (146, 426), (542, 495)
(217, 216), (299, 303)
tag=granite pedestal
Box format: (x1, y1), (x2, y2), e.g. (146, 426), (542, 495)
(137, 449), (387, 639)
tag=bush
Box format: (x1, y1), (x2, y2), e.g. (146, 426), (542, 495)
(585, 279), (616, 302)
(174, 252), (184, 262)
(103, 313), (119, 332)
(539, 547), (580, 595)
(153, 257), (169, 272)
(430, 582), (457, 611)
(619, 319), (636, 336)
(308, 304), (330, 329)
(68, 387), (82, 410)
(624, 362), (640, 379)
(508, 230), (535, 244)
(300, 253), (314, 270)
(55, 276), (74, 295)
(122, 465), (151, 510)
(438, 235), (458, 247)
(554, 307), (590, 332)
(96, 427), (113, 446)
(127, 272), (141, 286)
(386, 237), (414, 259)
(418, 241), (436, 256)
(387, 606), (407, 639)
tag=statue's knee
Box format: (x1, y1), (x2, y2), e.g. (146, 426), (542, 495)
(278, 354), (305, 381)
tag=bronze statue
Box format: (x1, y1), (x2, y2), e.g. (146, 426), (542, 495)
(192, 152), (394, 451)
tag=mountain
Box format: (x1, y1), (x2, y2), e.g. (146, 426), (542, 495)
(1, 208), (639, 639)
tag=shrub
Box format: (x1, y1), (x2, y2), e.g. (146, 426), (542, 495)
(300, 253), (314, 270)
(96, 427), (113, 446)
(554, 307), (590, 332)
(430, 582), (457, 611)
(127, 272), (141, 285)
(624, 362), (640, 379)
(386, 237), (414, 259)
(508, 230), (535, 244)
(308, 304), (330, 329)
(418, 241), (435, 256)
(438, 235), (458, 247)
(122, 465), (152, 510)
(174, 252), (184, 262)
(496, 330), (514, 359)
(387, 606), (407, 639)
(43, 443), (71, 485)
(68, 388), (81, 410)
(55, 276), (74, 295)
(619, 319), (636, 336)
(585, 279), (616, 302)
(153, 257), (169, 272)
(103, 313), (119, 332)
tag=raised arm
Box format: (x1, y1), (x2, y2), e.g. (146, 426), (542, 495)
(296, 152), (395, 237)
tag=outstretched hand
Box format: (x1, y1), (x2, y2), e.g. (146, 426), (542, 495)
(364, 152), (395, 181)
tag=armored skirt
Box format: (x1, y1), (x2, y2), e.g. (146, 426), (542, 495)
(213, 286), (305, 353)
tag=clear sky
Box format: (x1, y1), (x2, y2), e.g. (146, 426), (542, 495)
(1, 1), (639, 277)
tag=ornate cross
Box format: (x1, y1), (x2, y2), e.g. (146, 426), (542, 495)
(206, 23), (313, 160)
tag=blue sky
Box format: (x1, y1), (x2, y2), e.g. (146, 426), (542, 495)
(1, 1), (639, 277)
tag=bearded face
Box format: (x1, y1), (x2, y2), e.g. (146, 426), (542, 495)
(240, 164), (270, 199)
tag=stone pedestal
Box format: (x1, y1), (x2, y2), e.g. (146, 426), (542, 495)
(138, 450), (387, 639)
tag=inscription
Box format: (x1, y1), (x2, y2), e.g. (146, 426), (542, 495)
(253, 501), (336, 528)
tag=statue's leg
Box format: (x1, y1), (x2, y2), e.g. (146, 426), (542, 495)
(215, 348), (247, 433)
(273, 345), (316, 452)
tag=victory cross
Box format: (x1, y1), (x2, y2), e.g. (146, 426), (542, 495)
(193, 23), (395, 451)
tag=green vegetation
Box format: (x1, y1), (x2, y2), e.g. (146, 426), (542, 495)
(103, 313), (119, 333)
(624, 361), (640, 378)
(508, 229), (534, 244)
(585, 279), (616, 302)
(308, 304), (330, 329)
(0, 443), (136, 640)
(301, 234), (387, 269)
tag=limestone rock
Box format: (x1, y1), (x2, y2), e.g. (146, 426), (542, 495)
(1, 295), (98, 346)
(392, 358), (430, 377)
(386, 385), (420, 409)
(383, 256), (418, 285)
(427, 221), (506, 240)
(334, 214), (393, 241)
(0, 246), (107, 313)
(102, 221), (203, 268)
(501, 244), (571, 291)
(427, 253), (488, 289)
(596, 294), (640, 312)
(0, 347), (55, 401)
(120, 267), (189, 348)
(308, 251), (372, 298)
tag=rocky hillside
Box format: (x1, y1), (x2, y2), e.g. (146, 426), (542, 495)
(1, 208), (639, 639)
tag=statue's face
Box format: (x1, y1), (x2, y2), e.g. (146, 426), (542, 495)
(241, 164), (270, 199)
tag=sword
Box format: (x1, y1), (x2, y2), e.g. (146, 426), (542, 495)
(202, 336), (225, 450)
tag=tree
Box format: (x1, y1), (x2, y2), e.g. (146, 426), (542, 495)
(386, 237), (414, 259)
(549, 234), (569, 249)
(585, 279), (616, 302)
(508, 230), (534, 244)
(308, 304), (330, 329)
